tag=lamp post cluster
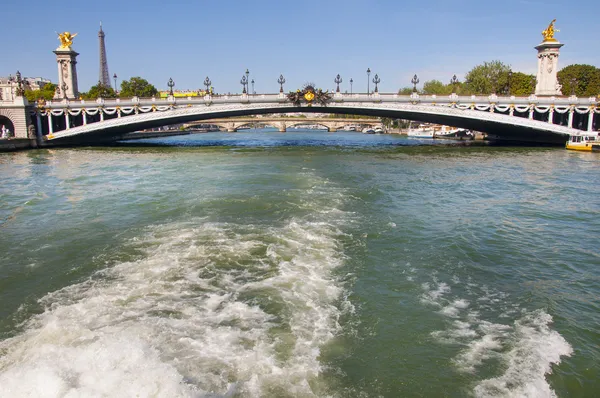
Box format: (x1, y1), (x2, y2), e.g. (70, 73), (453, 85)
(162, 71), (550, 97)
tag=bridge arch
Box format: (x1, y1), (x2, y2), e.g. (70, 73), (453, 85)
(42, 99), (586, 145)
(0, 110), (16, 137)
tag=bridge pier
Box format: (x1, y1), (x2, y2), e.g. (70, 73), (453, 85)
(0, 96), (32, 139)
(328, 127), (337, 132)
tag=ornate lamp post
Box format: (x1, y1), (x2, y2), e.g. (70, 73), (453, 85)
(367, 68), (371, 93)
(204, 76), (211, 94)
(350, 78), (353, 94)
(251, 79), (255, 94)
(530, 76), (537, 95)
(240, 75), (248, 94)
(113, 73), (118, 93)
(167, 78), (175, 96)
(245, 69), (250, 89)
(450, 74), (458, 94)
(372, 74), (380, 93)
(570, 78), (577, 96)
(411, 74), (419, 93)
(278, 74), (286, 93)
(334, 74), (343, 93)
(507, 70), (513, 96)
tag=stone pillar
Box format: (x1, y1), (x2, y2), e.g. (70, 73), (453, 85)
(48, 114), (54, 135)
(588, 111), (594, 132)
(53, 48), (80, 99)
(535, 40), (563, 96)
(568, 109), (574, 128)
(548, 108), (554, 124)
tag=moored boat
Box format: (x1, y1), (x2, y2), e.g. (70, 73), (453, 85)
(565, 133), (600, 151)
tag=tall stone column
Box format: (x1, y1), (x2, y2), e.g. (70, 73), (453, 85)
(53, 48), (80, 99)
(534, 21), (563, 96)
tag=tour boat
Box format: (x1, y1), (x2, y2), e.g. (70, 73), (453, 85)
(362, 127), (375, 134)
(374, 126), (384, 134)
(565, 133), (600, 151)
(407, 125), (435, 138)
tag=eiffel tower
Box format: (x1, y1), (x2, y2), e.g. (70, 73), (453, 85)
(98, 22), (111, 87)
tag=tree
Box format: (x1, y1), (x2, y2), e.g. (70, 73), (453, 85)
(422, 80), (452, 95)
(557, 64), (600, 97)
(80, 82), (116, 100)
(509, 72), (535, 96)
(464, 61), (511, 94)
(24, 83), (57, 102)
(398, 87), (413, 95)
(119, 77), (158, 98)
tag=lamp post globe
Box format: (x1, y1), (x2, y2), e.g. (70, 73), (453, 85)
(350, 78), (353, 94)
(277, 74), (286, 93)
(334, 74), (343, 93)
(204, 76), (211, 95)
(372, 74), (380, 93)
(450, 74), (458, 94)
(167, 78), (175, 96)
(240, 75), (247, 94)
(411, 74), (419, 93)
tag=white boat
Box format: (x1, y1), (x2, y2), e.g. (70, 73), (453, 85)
(362, 127), (375, 134)
(407, 125), (435, 138)
(374, 126), (384, 134)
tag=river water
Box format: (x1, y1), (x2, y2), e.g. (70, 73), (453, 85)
(0, 130), (598, 397)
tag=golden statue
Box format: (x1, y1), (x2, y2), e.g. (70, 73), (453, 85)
(542, 19), (558, 42)
(57, 32), (78, 49)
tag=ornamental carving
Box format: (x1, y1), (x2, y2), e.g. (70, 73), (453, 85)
(57, 32), (77, 49)
(287, 84), (332, 106)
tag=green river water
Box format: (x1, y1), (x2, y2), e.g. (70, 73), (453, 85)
(0, 130), (598, 397)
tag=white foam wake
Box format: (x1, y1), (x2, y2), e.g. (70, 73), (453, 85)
(422, 278), (572, 397)
(0, 210), (353, 397)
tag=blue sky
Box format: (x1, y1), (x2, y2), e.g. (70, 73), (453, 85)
(2, 0), (598, 93)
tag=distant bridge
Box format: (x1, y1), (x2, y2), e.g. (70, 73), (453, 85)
(187, 117), (383, 132)
(26, 92), (597, 145)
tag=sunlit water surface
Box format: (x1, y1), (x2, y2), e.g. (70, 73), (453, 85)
(0, 130), (598, 397)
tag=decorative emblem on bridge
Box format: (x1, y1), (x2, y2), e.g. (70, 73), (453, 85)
(287, 84), (332, 106)
(57, 32), (78, 50)
(541, 19), (558, 42)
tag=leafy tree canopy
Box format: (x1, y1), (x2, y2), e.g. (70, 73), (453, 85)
(465, 61), (511, 94)
(557, 64), (600, 97)
(119, 77), (158, 98)
(80, 83), (116, 100)
(509, 72), (535, 96)
(24, 83), (57, 102)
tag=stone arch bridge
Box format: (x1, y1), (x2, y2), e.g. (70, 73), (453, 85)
(1, 92), (598, 145)
(187, 117), (383, 132)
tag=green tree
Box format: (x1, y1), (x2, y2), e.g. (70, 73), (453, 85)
(398, 87), (413, 95)
(464, 61), (511, 94)
(24, 83), (57, 102)
(557, 64), (600, 97)
(509, 72), (535, 96)
(80, 83), (116, 100)
(422, 80), (452, 95)
(119, 77), (158, 98)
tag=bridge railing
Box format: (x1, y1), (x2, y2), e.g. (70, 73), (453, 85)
(36, 92), (597, 110)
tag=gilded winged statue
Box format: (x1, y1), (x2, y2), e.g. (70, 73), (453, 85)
(542, 19), (558, 41)
(57, 32), (78, 49)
